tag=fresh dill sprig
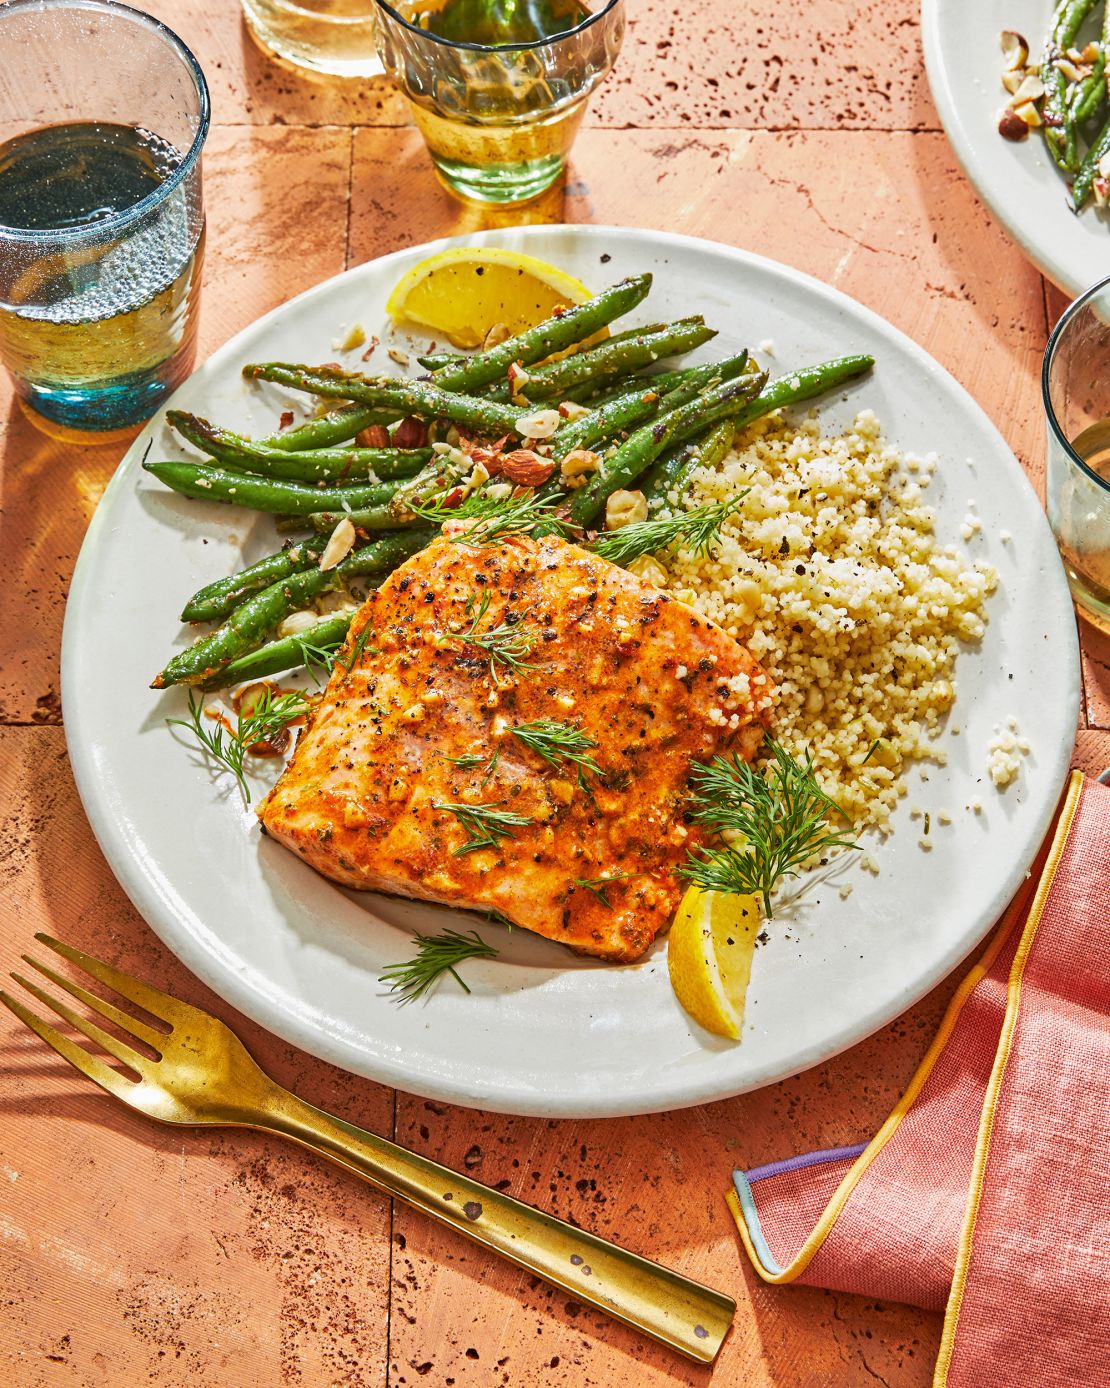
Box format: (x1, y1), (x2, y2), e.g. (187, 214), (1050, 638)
(292, 631), (344, 686)
(439, 751), (487, 771)
(434, 799), (534, 856)
(443, 587), (540, 685)
(167, 687), (311, 806)
(439, 747), (501, 787)
(414, 487), (571, 548)
(335, 620), (376, 674)
(379, 927), (499, 1003)
(511, 719), (602, 778)
(591, 494), (748, 568)
(679, 740), (858, 917)
(572, 871), (636, 908)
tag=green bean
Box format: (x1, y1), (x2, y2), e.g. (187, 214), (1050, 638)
(552, 352), (750, 461)
(1072, 106), (1110, 206)
(153, 529), (433, 688)
(1070, 45), (1106, 125)
(181, 536), (327, 623)
(258, 404), (395, 451)
(1043, 0), (1097, 171)
(714, 354), (876, 447)
(304, 505), (416, 533)
(167, 411), (431, 483)
(418, 350), (464, 371)
(417, 322), (668, 376)
(484, 318), (716, 403)
(572, 367), (690, 412)
(429, 275), (652, 393)
(199, 613), (354, 690)
(567, 371), (768, 528)
(643, 420), (736, 507)
(243, 363), (524, 437)
(143, 460), (402, 517)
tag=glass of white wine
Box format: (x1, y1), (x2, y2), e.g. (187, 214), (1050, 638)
(374, 0), (624, 205)
(240, 0), (384, 79)
(1044, 274), (1110, 636)
(0, 0), (209, 441)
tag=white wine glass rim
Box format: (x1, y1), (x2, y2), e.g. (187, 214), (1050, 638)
(0, 0), (211, 246)
(1043, 268), (1110, 496)
(374, 0), (622, 54)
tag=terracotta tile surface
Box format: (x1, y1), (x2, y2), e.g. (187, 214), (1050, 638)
(1, 2), (1104, 1385)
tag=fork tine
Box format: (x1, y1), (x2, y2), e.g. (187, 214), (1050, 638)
(21, 953), (166, 1052)
(9, 973), (154, 1077)
(34, 933), (190, 1028)
(0, 989), (136, 1103)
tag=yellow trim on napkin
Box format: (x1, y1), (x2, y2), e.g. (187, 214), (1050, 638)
(933, 769), (1083, 1385)
(728, 770), (1085, 1294)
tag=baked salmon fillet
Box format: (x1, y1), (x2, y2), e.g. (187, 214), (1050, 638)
(258, 531), (774, 962)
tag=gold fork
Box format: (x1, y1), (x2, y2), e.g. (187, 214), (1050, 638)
(1, 933), (735, 1363)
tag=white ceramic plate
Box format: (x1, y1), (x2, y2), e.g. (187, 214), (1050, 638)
(62, 226), (1080, 1117)
(923, 0), (1110, 298)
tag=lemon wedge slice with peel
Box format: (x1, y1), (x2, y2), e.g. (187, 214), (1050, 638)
(385, 247), (594, 350)
(667, 887), (761, 1040)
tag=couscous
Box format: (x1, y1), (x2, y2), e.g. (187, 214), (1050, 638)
(658, 408), (999, 834)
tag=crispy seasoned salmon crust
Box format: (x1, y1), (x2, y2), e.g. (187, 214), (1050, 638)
(258, 532), (773, 962)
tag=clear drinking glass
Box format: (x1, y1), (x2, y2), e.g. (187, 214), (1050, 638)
(1043, 273), (1110, 637)
(240, 0), (384, 78)
(0, 0), (209, 441)
(374, 0), (624, 205)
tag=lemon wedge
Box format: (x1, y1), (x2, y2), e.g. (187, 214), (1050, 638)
(385, 247), (594, 350)
(667, 886), (761, 1040)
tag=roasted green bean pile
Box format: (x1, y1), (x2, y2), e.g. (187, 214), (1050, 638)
(998, 3), (1110, 210)
(146, 271), (873, 690)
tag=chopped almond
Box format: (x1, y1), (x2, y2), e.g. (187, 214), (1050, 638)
(500, 449), (555, 486)
(1000, 30), (1028, 72)
(319, 517), (356, 571)
(516, 408), (561, 440)
(483, 322), (511, 349)
(998, 107), (1030, 140)
(393, 416), (428, 449)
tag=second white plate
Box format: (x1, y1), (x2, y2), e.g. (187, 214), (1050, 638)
(923, 0), (1110, 298)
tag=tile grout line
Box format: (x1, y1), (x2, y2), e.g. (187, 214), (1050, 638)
(384, 1087), (398, 1388)
(344, 125), (355, 272)
(203, 120), (948, 135)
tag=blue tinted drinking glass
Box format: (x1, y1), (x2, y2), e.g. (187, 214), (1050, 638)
(0, 0), (209, 440)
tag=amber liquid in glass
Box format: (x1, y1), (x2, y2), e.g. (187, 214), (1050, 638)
(1061, 418), (1110, 626)
(395, 0), (602, 203)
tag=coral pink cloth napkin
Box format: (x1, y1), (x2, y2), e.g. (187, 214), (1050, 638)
(728, 770), (1110, 1386)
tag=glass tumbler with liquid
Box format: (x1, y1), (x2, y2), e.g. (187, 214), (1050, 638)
(0, 0), (209, 440)
(1043, 273), (1110, 636)
(240, 0), (383, 79)
(374, 1), (625, 204)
